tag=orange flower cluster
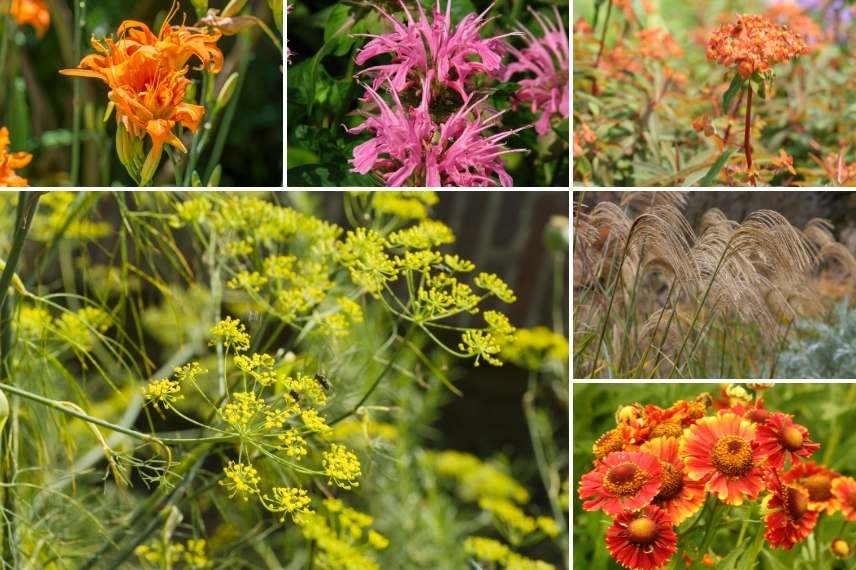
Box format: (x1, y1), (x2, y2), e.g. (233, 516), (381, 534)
(636, 28), (683, 61)
(578, 387), (856, 570)
(706, 14), (809, 78)
(765, 2), (825, 49)
(573, 123), (596, 158)
(9, 0), (49, 37)
(0, 127), (31, 187)
(60, 2), (222, 183)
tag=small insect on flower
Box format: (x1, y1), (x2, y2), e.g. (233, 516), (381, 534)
(0, 127), (32, 187)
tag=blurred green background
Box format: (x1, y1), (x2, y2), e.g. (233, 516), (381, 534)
(573, 383), (856, 570)
(2, 0), (282, 186)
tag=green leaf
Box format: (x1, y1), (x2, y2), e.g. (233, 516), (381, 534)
(287, 164), (377, 187)
(287, 147), (320, 169)
(190, 0), (208, 18)
(268, 0), (283, 33)
(723, 73), (744, 114)
(700, 148), (735, 186)
(324, 5), (352, 45)
(736, 524), (766, 570)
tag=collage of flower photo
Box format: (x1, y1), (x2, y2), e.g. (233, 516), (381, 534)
(572, 190), (856, 569)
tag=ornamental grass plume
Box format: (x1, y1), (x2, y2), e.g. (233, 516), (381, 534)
(60, 1), (223, 185)
(575, 385), (856, 569)
(501, 7), (569, 136)
(9, 0), (49, 37)
(0, 127), (31, 187)
(706, 14), (808, 186)
(346, 79), (525, 186)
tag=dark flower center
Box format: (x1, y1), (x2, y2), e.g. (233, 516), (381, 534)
(594, 429), (625, 460)
(654, 462), (684, 502)
(604, 462), (646, 497)
(651, 421), (683, 439)
(711, 435), (753, 477)
(785, 486), (808, 520)
(803, 474), (832, 502)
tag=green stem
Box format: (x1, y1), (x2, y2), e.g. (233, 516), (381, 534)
(329, 325), (414, 425)
(523, 373), (568, 568)
(0, 191), (40, 568)
(0, 381), (232, 446)
(203, 40), (252, 184)
(71, 0), (86, 185)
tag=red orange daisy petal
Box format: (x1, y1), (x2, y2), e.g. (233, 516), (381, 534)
(832, 476), (856, 521)
(579, 451), (663, 517)
(606, 505), (677, 570)
(755, 412), (819, 470)
(763, 469), (819, 550)
(641, 436), (706, 525)
(782, 461), (841, 515)
(680, 413), (765, 505)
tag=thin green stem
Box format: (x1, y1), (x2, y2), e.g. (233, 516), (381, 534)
(71, 0), (86, 185)
(329, 325), (414, 425)
(204, 40), (252, 184)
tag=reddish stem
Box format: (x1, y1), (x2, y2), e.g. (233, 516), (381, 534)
(744, 85), (755, 186)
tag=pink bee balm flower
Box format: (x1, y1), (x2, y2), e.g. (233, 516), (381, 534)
(354, 0), (515, 100)
(346, 79), (524, 187)
(501, 7), (569, 136)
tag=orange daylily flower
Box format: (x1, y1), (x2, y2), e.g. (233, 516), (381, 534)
(10, 0), (50, 38)
(0, 127), (32, 187)
(60, 1), (222, 182)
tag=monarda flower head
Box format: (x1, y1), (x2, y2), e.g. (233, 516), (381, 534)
(706, 13), (808, 78)
(501, 7), (569, 136)
(346, 80), (524, 186)
(0, 127), (31, 187)
(355, 0), (513, 100)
